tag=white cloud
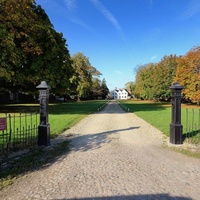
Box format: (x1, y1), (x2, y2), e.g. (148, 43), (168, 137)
(63, 0), (95, 31)
(114, 70), (123, 75)
(179, 0), (200, 19)
(36, 0), (93, 31)
(90, 0), (122, 32)
(69, 17), (94, 31)
(36, 0), (63, 13)
(150, 55), (158, 61)
(64, 0), (77, 13)
(143, 28), (161, 43)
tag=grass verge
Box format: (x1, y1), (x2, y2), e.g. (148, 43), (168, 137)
(0, 100), (108, 189)
(119, 100), (200, 139)
(0, 100), (108, 140)
(119, 100), (171, 136)
(119, 100), (200, 157)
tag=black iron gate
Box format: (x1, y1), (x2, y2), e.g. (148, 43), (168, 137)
(0, 113), (39, 157)
(183, 108), (200, 143)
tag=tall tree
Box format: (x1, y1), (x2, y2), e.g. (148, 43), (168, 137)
(91, 78), (102, 99)
(153, 55), (178, 100)
(134, 63), (156, 100)
(175, 46), (200, 104)
(71, 52), (101, 100)
(125, 81), (135, 96)
(100, 78), (109, 99)
(134, 55), (178, 101)
(0, 0), (73, 96)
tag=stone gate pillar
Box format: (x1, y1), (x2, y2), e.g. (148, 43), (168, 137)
(36, 81), (50, 146)
(170, 82), (183, 144)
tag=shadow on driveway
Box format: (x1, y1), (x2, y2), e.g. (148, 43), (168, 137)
(69, 126), (140, 152)
(55, 193), (192, 200)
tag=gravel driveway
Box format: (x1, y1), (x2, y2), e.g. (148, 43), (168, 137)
(0, 101), (200, 200)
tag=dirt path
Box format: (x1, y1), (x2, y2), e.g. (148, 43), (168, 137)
(0, 101), (200, 200)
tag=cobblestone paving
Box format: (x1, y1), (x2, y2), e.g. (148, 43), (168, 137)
(0, 101), (200, 200)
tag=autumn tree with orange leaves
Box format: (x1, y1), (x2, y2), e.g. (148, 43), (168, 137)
(174, 46), (200, 104)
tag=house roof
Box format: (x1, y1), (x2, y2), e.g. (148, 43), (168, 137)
(113, 89), (128, 93)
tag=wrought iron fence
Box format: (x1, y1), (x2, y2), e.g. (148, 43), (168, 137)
(0, 112), (39, 157)
(182, 108), (200, 144)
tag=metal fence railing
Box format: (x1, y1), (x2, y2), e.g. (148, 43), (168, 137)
(182, 108), (200, 144)
(0, 113), (39, 158)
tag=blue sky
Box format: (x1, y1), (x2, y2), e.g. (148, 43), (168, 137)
(35, 0), (200, 90)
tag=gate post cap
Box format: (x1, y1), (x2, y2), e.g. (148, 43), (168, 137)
(36, 81), (50, 90)
(170, 82), (183, 90)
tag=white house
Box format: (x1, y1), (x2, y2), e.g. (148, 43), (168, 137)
(111, 89), (130, 100)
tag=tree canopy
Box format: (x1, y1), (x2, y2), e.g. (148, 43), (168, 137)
(71, 52), (108, 100)
(0, 0), (73, 96)
(133, 47), (200, 104)
(175, 46), (200, 103)
(125, 82), (135, 95)
(134, 55), (178, 101)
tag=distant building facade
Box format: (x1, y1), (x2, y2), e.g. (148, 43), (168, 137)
(111, 89), (130, 100)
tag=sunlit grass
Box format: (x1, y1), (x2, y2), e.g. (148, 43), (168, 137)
(119, 100), (200, 144)
(0, 101), (108, 188)
(0, 100), (108, 140)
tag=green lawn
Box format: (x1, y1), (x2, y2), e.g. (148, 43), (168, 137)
(1, 99), (200, 146)
(49, 100), (107, 137)
(119, 100), (200, 143)
(0, 100), (108, 188)
(0, 100), (108, 143)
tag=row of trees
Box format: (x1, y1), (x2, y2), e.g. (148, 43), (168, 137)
(125, 82), (135, 96)
(0, 0), (109, 102)
(134, 46), (200, 104)
(71, 53), (109, 100)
